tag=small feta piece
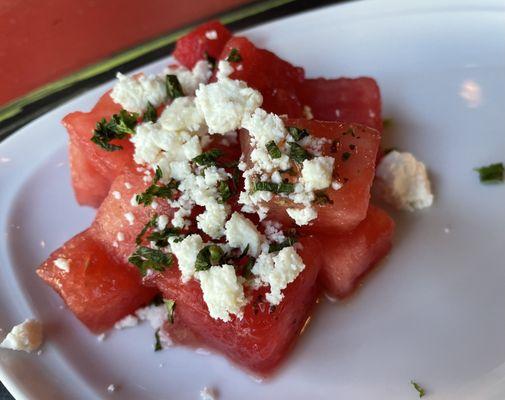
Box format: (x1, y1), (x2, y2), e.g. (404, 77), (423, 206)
(135, 304), (167, 330)
(96, 333), (106, 342)
(112, 191), (121, 200)
(111, 72), (166, 113)
(286, 206), (317, 226)
(162, 60), (212, 96)
(158, 97), (205, 133)
(54, 257), (70, 272)
(200, 386), (217, 400)
(252, 247), (305, 305)
(107, 384), (117, 393)
(195, 73), (262, 134)
(242, 108), (286, 146)
(157, 215), (169, 230)
(375, 150), (434, 211)
(205, 30), (218, 40)
(124, 212), (135, 225)
(197, 265), (247, 322)
(169, 234), (205, 282)
(301, 156), (335, 191)
(225, 212), (264, 256)
(114, 314), (139, 330)
(263, 220), (285, 243)
(331, 180), (343, 191)
(0, 319), (43, 352)
(197, 203), (228, 239)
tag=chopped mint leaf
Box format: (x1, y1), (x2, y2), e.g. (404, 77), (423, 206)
(165, 74), (184, 99)
(266, 140), (282, 159)
(164, 299), (176, 324)
(128, 246), (173, 275)
(148, 226), (181, 248)
(474, 162), (504, 183)
(254, 180), (294, 194)
(192, 149), (222, 166)
(195, 245), (224, 271)
(91, 109), (139, 151)
(135, 214), (159, 245)
(287, 126), (309, 141)
(410, 381), (426, 398)
(204, 51), (216, 69)
(154, 166), (163, 182)
(226, 48), (242, 62)
(268, 237), (296, 253)
(218, 180), (232, 204)
(288, 142), (312, 164)
(242, 256), (255, 279)
(136, 179), (178, 206)
(142, 102), (157, 122)
(154, 329), (162, 351)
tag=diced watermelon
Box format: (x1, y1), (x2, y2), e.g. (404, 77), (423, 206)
(219, 37), (305, 117)
(240, 119), (381, 232)
(173, 21), (232, 69)
(297, 78), (382, 132)
(149, 235), (323, 375)
(318, 205), (395, 298)
(63, 92), (135, 207)
(36, 229), (157, 333)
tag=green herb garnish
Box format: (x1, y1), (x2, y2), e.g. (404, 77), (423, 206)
(254, 180), (294, 194)
(128, 246), (173, 275)
(136, 169), (178, 206)
(148, 226), (181, 248)
(266, 140), (282, 159)
(218, 180), (232, 204)
(204, 51), (216, 69)
(154, 329), (162, 351)
(135, 214), (159, 245)
(165, 74), (184, 99)
(226, 48), (242, 62)
(91, 109), (139, 151)
(288, 142), (312, 164)
(268, 237), (296, 253)
(142, 102), (158, 123)
(195, 245), (224, 271)
(314, 191), (333, 205)
(242, 257), (255, 279)
(410, 381), (425, 398)
(474, 162), (504, 184)
(287, 126), (309, 141)
(192, 149), (222, 166)
(164, 299), (176, 324)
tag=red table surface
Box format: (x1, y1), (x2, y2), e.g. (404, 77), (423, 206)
(0, 0), (252, 107)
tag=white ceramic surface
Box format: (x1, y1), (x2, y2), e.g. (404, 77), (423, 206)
(1, 1), (505, 398)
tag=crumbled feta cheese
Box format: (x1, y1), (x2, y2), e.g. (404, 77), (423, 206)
(169, 234), (205, 282)
(262, 220), (285, 243)
(54, 257), (70, 272)
(197, 203), (229, 239)
(114, 314), (139, 330)
(112, 191), (121, 200)
(252, 247), (305, 305)
(286, 206), (317, 226)
(225, 212), (264, 256)
(107, 384), (117, 393)
(197, 265), (247, 322)
(375, 150), (434, 211)
(111, 72), (166, 113)
(195, 68), (262, 134)
(158, 97), (205, 133)
(205, 30), (218, 40)
(0, 319), (43, 352)
(124, 212), (135, 225)
(301, 156), (334, 191)
(96, 333), (106, 342)
(331, 180), (343, 191)
(157, 215), (169, 230)
(162, 60), (212, 96)
(200, 386), (218, 400)
(135, 304), (167, 330)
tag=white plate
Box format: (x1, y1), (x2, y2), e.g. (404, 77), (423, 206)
(1, 0), (505, 398)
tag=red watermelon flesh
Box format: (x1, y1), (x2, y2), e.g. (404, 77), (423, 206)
(219, 36), (305, 117)
(297, 78), (382, 132)
(174, 21), (232, 69)
(63, 91), (135, 208)
(319, 205), (395, 299)
(239, 119), (380, 232)
(149, 235), (323, 375)
(36, 229), (157, 333)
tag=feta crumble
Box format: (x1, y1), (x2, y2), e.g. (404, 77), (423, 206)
(124, 212), (135, 225)
(114, 314), (139, 330)
(225, 212), (264, 256)
(197, 265), (247, 322)
(112, 191), (121, 200)
(0, 319), (43, 352)
(252, 247), (305, 305)
(375, 150), (434, 211)
(54, 257), (70, 272)
(205, 30), (218, 40)
(169, 234), (205, 282)
(107, 384), (117, 393)
(286, 206), (317, 226)
(111, 72), (166, 113)
(301, 156), (334, 191)
(200, 386), (218, 400)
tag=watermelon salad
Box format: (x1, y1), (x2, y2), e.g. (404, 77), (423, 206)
(1, 21), (435, 377)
